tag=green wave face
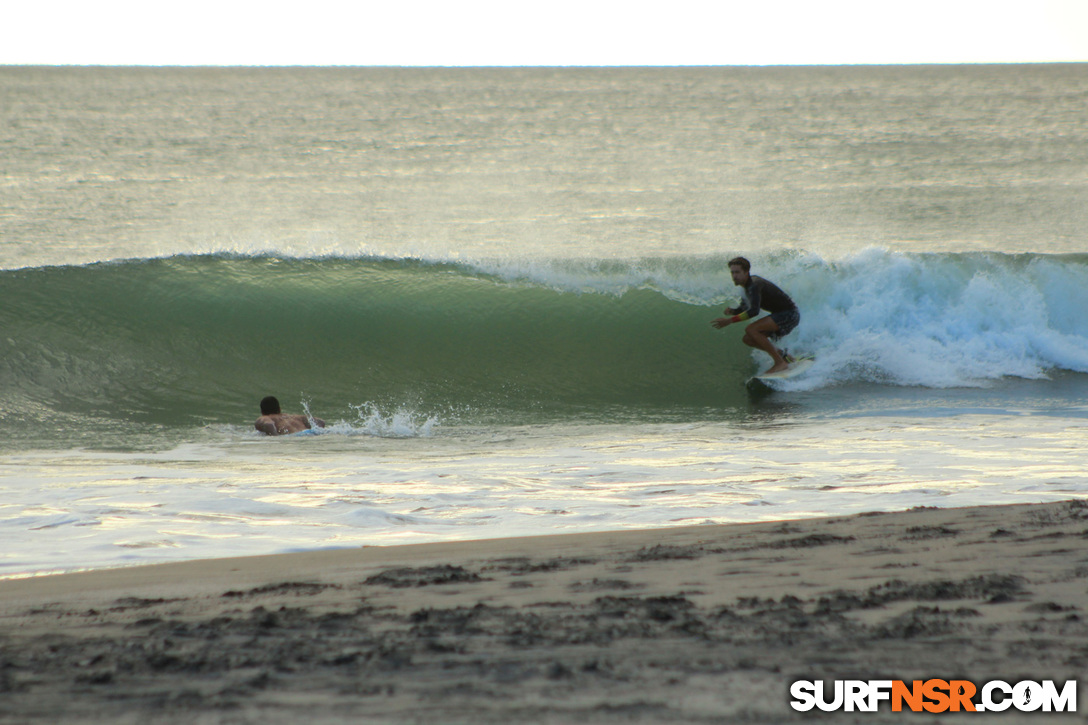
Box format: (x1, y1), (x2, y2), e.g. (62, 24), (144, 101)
(0, 255), (752, 432)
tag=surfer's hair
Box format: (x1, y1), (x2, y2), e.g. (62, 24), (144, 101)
(728, 257), (751, 272)
(260, 396), (282, 415)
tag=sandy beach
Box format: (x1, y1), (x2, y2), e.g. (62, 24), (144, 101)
(2, 500), (1086, 723)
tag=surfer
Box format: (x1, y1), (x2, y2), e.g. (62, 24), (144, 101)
(711, 257), (800, 375)
(254, 396), (327, 436)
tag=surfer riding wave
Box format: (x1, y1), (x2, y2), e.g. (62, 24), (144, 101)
(711, 257), (800, 375)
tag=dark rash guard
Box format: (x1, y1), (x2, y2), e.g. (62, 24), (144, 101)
(731, 276), (797, 320)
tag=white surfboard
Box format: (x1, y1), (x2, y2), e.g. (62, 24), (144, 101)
(751, 356), (815, 382)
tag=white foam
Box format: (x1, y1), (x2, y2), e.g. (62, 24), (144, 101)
(774, 248), (1088, 389)
(306, 403), (440, 438)
(4, 414), (1087, 578)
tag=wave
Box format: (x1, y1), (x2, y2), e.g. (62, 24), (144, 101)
(3, 249), (1087, 433)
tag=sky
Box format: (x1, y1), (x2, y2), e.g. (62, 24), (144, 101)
(3, 0), (1088, 66)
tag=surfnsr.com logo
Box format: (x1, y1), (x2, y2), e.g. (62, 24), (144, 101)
(790, 679), (1078, 713)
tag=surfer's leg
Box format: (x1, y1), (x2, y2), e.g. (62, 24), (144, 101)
(742, 317), (789, 374)
(768, 309), (800, 365)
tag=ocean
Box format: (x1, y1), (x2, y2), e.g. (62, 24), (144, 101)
(2, 65), (1087, 578)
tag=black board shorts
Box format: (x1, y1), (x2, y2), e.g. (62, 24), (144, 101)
(769, 308), (800, 339)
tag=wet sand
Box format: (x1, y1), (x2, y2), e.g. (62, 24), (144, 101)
(2, 500), (1087, 723)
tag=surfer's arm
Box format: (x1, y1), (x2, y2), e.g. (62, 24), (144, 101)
(717, 301), (752, 325)
(712, 310), (750, 329)
(741, 284), (762, 318)
(716, 283), (759, 328)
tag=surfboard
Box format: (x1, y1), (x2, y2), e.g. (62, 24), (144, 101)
(751, 356), (815, 382)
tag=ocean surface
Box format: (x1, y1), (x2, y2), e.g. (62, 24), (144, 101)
(2, 65), (1087, 578)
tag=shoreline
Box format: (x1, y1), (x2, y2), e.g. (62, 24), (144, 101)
(2, 500), (1087, 723)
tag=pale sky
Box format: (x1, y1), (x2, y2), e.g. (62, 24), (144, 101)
(3, 0), (1088, 66)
